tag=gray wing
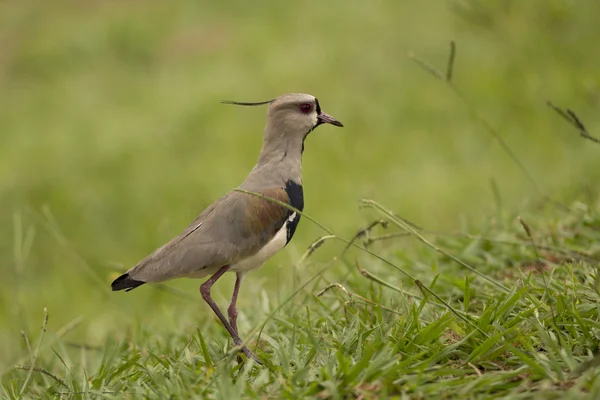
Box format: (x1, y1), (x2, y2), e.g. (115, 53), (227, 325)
(125, 188), (291, 282)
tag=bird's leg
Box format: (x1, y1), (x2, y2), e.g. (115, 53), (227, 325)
(228, 272), (245, 335)
(200, 266), (262, 365)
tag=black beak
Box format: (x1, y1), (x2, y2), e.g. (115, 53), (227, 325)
(317, 112), (343, 127)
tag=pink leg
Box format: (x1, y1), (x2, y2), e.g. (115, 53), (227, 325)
(200, 266), (261, 364)
(228, 273), (244, 335)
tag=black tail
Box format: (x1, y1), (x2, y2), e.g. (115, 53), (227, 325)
(111, 273), (146, 292)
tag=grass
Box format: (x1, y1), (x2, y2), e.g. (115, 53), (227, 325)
(5, 199), (600, 398)
(2, 0), (600, 398)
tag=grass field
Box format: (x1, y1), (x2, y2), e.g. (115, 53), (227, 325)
(2, 0), (600, 398)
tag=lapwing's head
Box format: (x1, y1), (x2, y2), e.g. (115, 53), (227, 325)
(266, 93), (343, 137)
(223, 93), (343, 150)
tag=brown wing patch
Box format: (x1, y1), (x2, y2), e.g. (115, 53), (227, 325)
(244, 188), (290, 237)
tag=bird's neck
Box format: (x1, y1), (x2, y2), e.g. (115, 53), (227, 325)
(257, 137), (302, 161)
(251, 135), (304, 184)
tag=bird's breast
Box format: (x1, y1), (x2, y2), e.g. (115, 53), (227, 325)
(230, 220), (289, 272)
(229, 180), (304, 273)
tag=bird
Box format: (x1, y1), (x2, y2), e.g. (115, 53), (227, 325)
(111, 93), (343, 364)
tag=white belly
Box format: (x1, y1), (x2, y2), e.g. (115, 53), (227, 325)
(230, 216), (291, 273)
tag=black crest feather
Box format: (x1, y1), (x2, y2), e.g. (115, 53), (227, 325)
(221, 99), (275, 106)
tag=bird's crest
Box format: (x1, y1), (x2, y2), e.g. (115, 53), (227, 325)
(221, 99), (275, 106)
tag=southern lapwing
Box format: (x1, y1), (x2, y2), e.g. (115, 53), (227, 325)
(111, 93), (343, 364)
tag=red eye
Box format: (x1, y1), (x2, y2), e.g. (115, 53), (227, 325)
(300, 103), (312, 113)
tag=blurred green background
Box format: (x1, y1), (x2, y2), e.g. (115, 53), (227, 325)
(1, 0), (599, 369)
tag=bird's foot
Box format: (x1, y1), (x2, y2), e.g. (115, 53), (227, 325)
(233, 341), (262, 365)
(241, 345), (263, 365)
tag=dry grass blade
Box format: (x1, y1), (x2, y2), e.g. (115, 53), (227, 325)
(363, 232), (411, 246)
(407, 51), (445, 80)
(14, 365), (69, 390)
(517, 216), (543, 266)
(316, 283), (404, 316)
(3, 316), (83, 378)
(409, 42), (567, 210)
(547, 101), (600, 145)
(446, 40), (456, 82)
(355, 262), (426, 302)
(301, 235), (337, 261)
(18, 308), (49, 398)
(361, 199), (509, 292)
